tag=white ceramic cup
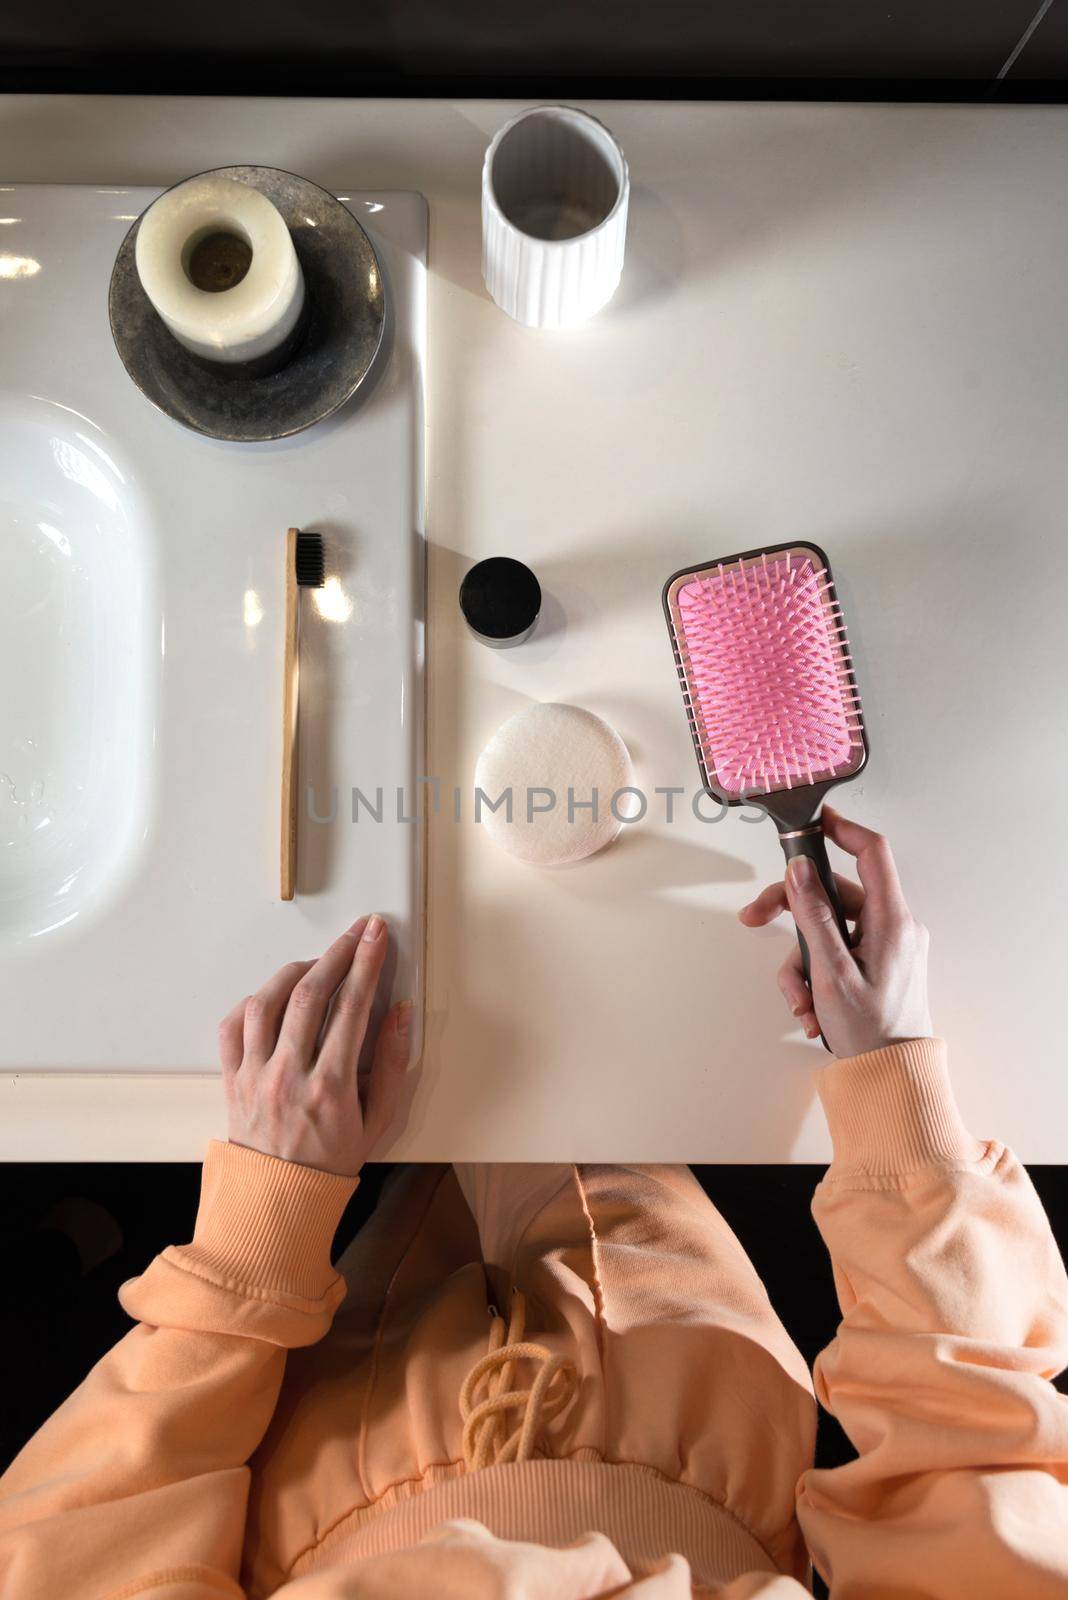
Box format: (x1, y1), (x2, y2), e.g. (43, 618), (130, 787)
(481, 105), (630, 331)
(135, 174), (305, 366)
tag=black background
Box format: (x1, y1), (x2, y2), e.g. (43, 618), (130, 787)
(1, 0), (1066, 99)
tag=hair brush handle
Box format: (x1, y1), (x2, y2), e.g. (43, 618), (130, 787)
(778, 822), (850, 1054)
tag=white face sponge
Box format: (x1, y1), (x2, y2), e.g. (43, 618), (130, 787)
(474, 702), (635, 866)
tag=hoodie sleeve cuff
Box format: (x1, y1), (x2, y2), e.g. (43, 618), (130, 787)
(177, 1139), (357, 1301)
(816, 1038), (986, 1177)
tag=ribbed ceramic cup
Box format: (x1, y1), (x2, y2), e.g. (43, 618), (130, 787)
(482, 105), (630, 330)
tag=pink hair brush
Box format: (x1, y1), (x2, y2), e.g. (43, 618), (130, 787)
(663, 542), (867, 1038)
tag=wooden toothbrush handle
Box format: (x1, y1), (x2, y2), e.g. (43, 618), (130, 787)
(280, 527), (300, 901)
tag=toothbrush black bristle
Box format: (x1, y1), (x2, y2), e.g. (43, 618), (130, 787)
(295, 530), (325, 588)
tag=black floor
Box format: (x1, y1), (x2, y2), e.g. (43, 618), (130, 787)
(3, 1161), (1066, 1591)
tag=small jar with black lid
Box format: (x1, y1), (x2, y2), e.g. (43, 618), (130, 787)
(459, 557), (541, 648)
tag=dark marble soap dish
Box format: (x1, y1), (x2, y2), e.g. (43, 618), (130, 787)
(108, 165), (387, 444)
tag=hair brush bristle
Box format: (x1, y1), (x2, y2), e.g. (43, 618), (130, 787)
(673, 549), (863, 799)
(295, 530), (325, 588)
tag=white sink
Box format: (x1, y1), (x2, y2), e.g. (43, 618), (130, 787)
(0, 187), (426, 1074)
(0, 396), (156, 941)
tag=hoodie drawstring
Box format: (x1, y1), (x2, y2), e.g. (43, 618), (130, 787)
(459, 1291), (577, 1470)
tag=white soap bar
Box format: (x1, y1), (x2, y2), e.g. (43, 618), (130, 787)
(134, 175), (304, 365)
(475, 702), (635, 866)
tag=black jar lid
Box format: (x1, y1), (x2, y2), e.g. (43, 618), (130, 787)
(459, 557), (542, 648)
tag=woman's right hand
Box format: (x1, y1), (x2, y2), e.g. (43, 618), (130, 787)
(218, 914), (410, 1178)
(738, 807), (934, 1058)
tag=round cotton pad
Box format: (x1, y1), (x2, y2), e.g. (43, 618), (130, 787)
(474, 703), (635, 865)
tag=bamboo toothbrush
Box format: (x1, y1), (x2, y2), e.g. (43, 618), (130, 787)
(280, 527), (324, 901)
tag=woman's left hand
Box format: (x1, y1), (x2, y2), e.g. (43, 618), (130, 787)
(217, 914), (411, 1178)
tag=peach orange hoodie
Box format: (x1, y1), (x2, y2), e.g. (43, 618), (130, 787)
(2, 1040), (1068, 1597)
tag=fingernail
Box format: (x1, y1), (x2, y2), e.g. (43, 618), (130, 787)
(804, 1019), (821, 1039)
(788, 856), (814, 888)
(792, 1002), (807, 1017)
(363, 914), (385, 944)
(396, 999), (413, 1035)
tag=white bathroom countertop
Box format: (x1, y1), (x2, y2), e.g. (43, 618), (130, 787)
(2, 94), (1066, 1162)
